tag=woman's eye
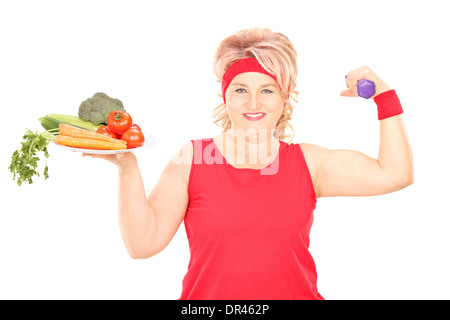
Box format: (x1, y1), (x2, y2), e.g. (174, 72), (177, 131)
(234, 88), (273, 93)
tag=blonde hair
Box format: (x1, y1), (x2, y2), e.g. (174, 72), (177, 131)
(212, 27), (298, 142)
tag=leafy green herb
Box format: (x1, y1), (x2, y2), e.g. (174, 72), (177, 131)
(9, 128), (58, 186)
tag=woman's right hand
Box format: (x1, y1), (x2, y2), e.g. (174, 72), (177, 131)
(82, 152), (138, 172)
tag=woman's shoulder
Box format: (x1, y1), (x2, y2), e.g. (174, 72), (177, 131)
(298, 142), (331, 160)
(282, 140), (323, 155)
(281, 141), (320, 162)
(295, 142), (330, 184)
(173, 137), (219, 182)
(162, 140), (196, 188)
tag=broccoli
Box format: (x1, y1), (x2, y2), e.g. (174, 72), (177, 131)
(78, 92), (126, 125)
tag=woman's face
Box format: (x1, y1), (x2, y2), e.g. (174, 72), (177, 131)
(225, 72), (284, 138)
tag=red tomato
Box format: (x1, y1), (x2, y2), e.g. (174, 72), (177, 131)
(130, 124), (141, 132)
(120, 128), (145, 149)
(107, 110), (133, 134)
(96, 126), (117, 139)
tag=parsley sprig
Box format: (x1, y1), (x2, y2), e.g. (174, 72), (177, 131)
(9, 128), (58, 186)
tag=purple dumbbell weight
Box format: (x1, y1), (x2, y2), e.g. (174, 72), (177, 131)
(345, 76), (376, 99)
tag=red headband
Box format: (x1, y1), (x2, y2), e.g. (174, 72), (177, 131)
(221, 57), (279, 104)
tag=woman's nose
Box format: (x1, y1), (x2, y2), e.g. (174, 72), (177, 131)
(247, 93), (261, 110)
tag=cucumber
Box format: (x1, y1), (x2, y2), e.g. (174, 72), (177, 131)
(39, 114), (102, 133)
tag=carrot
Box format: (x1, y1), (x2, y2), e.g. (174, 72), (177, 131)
(54, 135), (127, 150)
(59, 124), (126, 144)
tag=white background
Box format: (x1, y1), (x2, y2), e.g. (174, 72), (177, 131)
(1, 0), (449, 300)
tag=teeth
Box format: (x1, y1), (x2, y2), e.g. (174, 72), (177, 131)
(244, 113), (265, 117)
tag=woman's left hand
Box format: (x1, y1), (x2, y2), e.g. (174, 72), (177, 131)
(341, 66), (391, 99)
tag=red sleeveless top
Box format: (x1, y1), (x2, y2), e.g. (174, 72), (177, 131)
(180, 138), (323, 300)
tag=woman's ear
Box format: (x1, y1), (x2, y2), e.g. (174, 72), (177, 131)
(283, 93), (290, 107)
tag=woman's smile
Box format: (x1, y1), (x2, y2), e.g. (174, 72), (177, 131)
(243, 112), (266, 121)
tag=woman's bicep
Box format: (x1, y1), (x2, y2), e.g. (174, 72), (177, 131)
(304, 144), (406, 198)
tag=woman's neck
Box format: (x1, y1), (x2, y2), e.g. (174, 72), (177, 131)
(219, 128), (280, 168)
(225, 127), (278, 145)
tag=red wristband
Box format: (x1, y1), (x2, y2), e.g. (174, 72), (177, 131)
(374, 89), (403, 120)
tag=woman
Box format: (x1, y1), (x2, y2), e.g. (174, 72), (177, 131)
(86, 27), (414, 299)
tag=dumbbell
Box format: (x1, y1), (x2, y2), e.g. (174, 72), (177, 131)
(345, 75), (376, 99)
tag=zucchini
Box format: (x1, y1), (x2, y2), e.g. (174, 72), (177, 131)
(39, 114), (102, 133)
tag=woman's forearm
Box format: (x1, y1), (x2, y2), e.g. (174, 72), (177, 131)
(377, 114), (414, 185)
(118, 164), (157, 259)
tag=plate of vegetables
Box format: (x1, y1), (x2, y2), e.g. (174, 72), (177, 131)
(9, 92), (155, 186)
(53, 127), (150, 155)
(54, 128), (154, 155)
(52, 110), (150, 154)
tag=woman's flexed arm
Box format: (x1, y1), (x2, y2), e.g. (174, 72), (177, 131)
(305, 66), (414, 198)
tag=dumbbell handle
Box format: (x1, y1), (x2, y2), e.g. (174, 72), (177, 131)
(346, 76), (376, 99)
